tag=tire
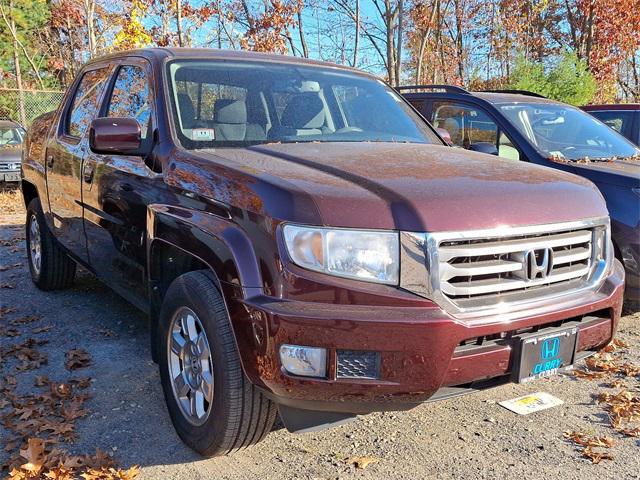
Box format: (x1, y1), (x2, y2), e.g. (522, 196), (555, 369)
(158, 270), (277, 457)
(25, 197), (76, 290)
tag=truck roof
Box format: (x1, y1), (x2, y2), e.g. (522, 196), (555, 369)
(582, 104), (640, 111)
(84, 47), (370, 77)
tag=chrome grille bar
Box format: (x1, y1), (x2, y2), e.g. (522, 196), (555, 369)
(438, 230), (591, 261)
(399, 217), (611, 317)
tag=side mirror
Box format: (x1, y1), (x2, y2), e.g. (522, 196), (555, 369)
(435, 127), (453, 145)
(89, 117), (141, 154)
(468, 142), (499, 156)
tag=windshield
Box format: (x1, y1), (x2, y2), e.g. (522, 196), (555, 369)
(167, 60), (440, 149)
(499, 103), (640, 161)
(0, 127), (24, 147)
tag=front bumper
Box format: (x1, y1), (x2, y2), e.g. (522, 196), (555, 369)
(228, 259), (624, 416)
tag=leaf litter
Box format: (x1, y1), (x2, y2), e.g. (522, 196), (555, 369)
(567, 337), (640, 463)
(1, 306), (139, 479)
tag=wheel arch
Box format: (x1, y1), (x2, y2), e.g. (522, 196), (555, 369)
(146, 204), (264, 367)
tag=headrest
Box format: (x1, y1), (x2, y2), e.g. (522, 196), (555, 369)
(177, 93), (195, 126)
(214, 99), (247, 125)
(280, 94), (325, 129)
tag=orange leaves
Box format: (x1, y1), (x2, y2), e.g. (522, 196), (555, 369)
(563, 431), (615, 464)
(567, 336), (640, 462)
(563, 430), (615, 448)
(239, 0), (302, 53)
(1, 305), (137, 479)
(7, 441), (140, 480)
(581, 446), (615, 464)
(597, 390), (640, 437)
(18, 438), (46, 475)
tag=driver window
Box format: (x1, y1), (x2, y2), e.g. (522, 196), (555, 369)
(107, 65), (152, 140)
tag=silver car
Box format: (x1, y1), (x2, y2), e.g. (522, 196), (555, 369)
(0, 119), (25, 184)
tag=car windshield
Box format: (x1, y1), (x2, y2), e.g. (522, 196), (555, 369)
(499, 103), (640, 161)
(167, 60), (440, 149)
(0, 127), (24, 147)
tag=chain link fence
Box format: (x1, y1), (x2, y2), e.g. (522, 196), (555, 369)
(0, 88), (64, 127)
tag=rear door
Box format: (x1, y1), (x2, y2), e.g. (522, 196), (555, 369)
(81, 59), (158, 310)
(46, 65), (112, 263)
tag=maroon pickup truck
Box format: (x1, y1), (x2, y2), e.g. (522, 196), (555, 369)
(21, 48), (624, 457)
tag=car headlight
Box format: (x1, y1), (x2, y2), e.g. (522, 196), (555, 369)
(282, 224), (399, 284)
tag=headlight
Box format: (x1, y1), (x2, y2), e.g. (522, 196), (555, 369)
(282, 224), (399, 284)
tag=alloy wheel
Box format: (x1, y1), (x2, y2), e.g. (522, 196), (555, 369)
(28, 213), (42, 277)
(167, 307), (214, 426)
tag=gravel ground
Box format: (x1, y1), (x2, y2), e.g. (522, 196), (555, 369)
(1, 201), (639, 480)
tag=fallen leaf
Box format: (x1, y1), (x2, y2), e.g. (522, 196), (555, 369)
(346, 455), (379, 469)
(65, 349), (92, 371)
(10, 315), (41, 326)
(563, 431), (615, 448)
(32, 325), (53, 334)
(582, 446), (614, 464)
(0, 306), (17, 317)
(19, 438), (45, 475)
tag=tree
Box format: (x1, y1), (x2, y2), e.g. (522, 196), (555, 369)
(113, 0), (151, 50)
(509, 52), (597, 105)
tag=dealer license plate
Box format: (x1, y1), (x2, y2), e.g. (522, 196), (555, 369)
(516, 327), (578, 383)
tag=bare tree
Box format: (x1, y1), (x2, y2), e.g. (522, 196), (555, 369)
(82, 0), (97, 56)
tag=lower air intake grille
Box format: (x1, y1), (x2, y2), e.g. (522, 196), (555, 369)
(336, 350), (380, 379)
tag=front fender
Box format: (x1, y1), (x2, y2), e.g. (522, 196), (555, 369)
(146, 203), (272, 384)
(147, 203), (264, 297)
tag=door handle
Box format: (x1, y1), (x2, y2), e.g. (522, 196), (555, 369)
(46, 155), (54, 169)
(83, 163), (95, 183)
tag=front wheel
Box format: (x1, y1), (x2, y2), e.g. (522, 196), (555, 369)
(25, 198), (76, 290)
(157, 271), (277, 457)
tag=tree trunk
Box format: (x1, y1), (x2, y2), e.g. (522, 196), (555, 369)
(7, 0), (25, 125)
(353, 0), (360, 67)
(395, 0), (404, 85)
(176, 0), (184, 47)
(297, 9), (309, 57)
(83, 0), (96, 56)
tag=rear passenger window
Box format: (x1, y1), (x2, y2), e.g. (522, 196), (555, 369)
(107, 65), (152, 140)
(588, 111), (634, 137)
(66, 68), (111, 138)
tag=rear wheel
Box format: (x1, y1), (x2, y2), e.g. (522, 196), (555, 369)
(158, 271), (277, 457)
(26, 198), (76, 290)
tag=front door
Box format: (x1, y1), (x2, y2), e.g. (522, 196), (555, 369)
(46, 66), (112, 263)
(430, 101), (522, 162)
(81, 61), (158, 310)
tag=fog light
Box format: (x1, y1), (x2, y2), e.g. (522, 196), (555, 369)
(279, 344), (327, 378)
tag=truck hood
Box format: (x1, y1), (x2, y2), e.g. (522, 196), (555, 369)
(188, 142), (608, 232)
(0, 147), (22, 163)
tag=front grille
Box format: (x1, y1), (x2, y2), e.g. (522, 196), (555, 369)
(0, 163), (19, 171)
(336, 350), (380, 379)
(439, 228), (593, 300)
(399, 218), (610, 315)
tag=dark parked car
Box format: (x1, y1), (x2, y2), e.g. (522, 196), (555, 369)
(21, 50), (624, 457)
(0, 118), (25, 184)
(400, 86), (640, 309)
(582, 104), (640, 146)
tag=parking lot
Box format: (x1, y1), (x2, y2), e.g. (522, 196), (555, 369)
(1, 192), (639, 480)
